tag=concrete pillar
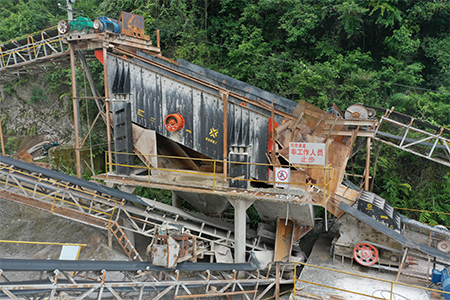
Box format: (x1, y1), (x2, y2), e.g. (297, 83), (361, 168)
(108, 231), (112, 249)
(123, 218), (135, 247)
(227, 198), (255, 264)
(172, 192), (181, 208)
(234, 199), (247, 264)
(118, 185), (136, 247)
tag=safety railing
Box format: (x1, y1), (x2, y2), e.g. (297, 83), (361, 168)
(105, 151), (334, 206)
(292, 261), (449, 300)
(0, 164), (119, 227)
(0, 26), (58, 46)
(394, 207), (450, 227)
(0, 26), (68, 69)
(0, 240), (86, 247)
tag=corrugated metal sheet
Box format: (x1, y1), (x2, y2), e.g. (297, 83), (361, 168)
(112, 100), (133, 175)
(107, 54), (269, 181)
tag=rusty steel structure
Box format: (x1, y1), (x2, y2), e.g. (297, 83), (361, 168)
(0, 155), (271, 260)
(373, 106), (450, 167)
(0, 258), (292, 300)
(2, 11), (450, 300)
(0, 27), (69, 83)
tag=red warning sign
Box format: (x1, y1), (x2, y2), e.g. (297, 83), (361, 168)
(275, 167), (290, 188)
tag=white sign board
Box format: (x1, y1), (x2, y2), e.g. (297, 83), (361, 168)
(275, 167), (290, 189)
(289, 142), (325, 165)
(59, 245), (81, 260)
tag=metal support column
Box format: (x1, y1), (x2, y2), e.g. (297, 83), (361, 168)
(0, 112), (5, 156)
(103, 47), (113, 173)
(234, 199), (247, 264)
(365, 137), (371, 191)
(70, 45), (82, 178)
(221, 90), (229, 183)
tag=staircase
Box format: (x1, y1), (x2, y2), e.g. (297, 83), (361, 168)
(109, 221), (143, 261)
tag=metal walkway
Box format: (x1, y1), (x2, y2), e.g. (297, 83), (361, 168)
(0, 27), (69, 83)
(371, 106), (450, 167)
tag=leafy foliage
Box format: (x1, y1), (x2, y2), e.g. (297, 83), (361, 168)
(29, 85), (47, 104)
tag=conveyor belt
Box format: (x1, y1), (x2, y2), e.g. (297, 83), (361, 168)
(0, 155), (148, 206)
(0, 258), (257, 272)
(376, 131), (448, 150)
(365, 104), (450, 136)
(0, 27), (69, 83)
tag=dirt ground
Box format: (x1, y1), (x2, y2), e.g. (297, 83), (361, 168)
(0, 198), (128, 261)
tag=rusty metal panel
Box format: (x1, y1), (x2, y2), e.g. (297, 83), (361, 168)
(133, 65), (161, 131)
(229, 152), (250, 189)
(161, 77), (196, 149)
(249, 110), (268, 180)
(150, 236), (180, 268)
(198, 93), (223, 158)
(119, 12), (149, 40)
(175, 57), (298, 115)
(112, 58), (130, 94)
(112, 100), (133, 175)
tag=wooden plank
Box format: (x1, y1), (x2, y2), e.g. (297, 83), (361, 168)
(290, 169), (307, 191)
(133, 124), (158, 168)
(274, 219), (294, 262)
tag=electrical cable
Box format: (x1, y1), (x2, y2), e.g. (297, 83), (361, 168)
(372, 289), (411, 300)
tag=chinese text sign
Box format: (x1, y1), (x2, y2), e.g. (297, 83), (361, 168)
(289, 142), (325, 165)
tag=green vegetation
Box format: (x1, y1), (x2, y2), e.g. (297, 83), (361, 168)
(2, 0), (450, 224)
(4, 136), (21, 154)
(29, 85), (47, 104)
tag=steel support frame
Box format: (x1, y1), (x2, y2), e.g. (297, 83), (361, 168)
(0, 162), (270, 263)
(0, 268), (286, 300)
(70, 45), (82, 178)
(375, 115), (450, 167)
(0, 36), (67, 69)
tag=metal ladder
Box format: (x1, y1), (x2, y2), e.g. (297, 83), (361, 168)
(109, 221), (143, 261)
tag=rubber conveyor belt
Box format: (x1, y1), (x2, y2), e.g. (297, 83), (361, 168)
(0, 258), (257, 272)
(0, 155), (148, 206)
(339, 201), (450, 261)
(0, 155), (253, 236)
(376, 131), (448, 150)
